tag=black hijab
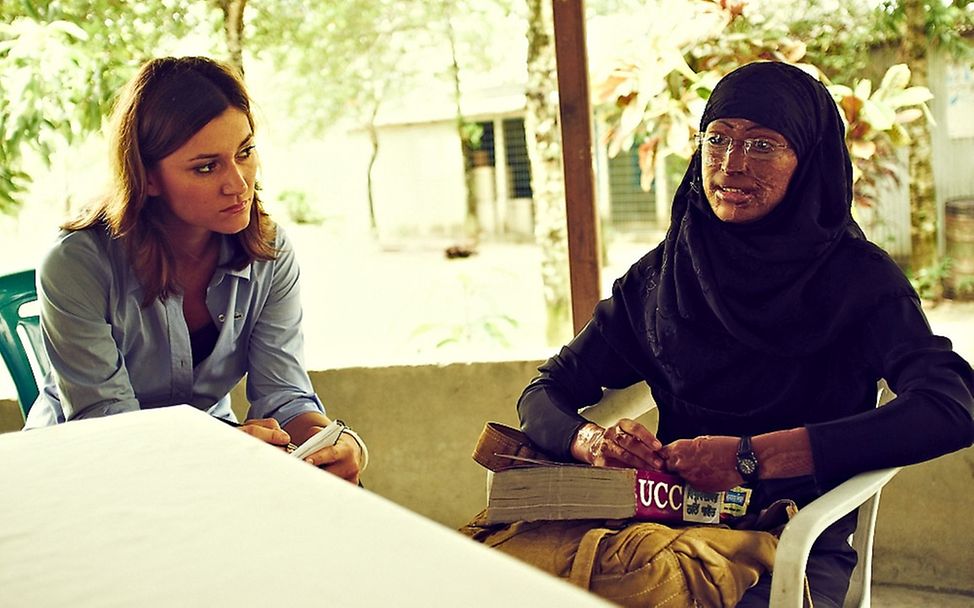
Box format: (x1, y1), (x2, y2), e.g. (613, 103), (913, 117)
(595, 61), (915, 369)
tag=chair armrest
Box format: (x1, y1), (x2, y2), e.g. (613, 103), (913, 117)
(582, 385), (658, 427)
(769, 467), (900, 608)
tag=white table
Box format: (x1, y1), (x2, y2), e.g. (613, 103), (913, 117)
(0, 406), (610, 607)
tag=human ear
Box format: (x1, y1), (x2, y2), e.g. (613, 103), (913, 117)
(145, 169), (162, 197)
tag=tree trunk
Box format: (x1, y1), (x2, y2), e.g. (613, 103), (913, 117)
(901, 0), (938, 285)
(219, 0), (248, 75)
(366, 100), (381, 238)
(445, 11), (480, 242)
(525, 0), (571, 346)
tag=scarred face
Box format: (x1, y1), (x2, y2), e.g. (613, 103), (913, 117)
(146, 108), (257, 240)
(700, 117), (798, 224)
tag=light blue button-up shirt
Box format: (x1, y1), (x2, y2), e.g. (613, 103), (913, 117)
(24, 224), (324, 428)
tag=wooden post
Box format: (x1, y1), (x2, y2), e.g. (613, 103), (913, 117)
(551, 0), (601, 334)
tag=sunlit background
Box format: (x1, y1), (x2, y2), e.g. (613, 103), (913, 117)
(1, 0), (972, 399)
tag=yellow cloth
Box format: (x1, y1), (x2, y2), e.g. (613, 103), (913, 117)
(460, 515), (777, 607)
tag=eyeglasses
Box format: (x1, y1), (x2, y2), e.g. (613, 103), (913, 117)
(695, 133), (790, 162)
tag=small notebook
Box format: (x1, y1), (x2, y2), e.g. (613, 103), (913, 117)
(291, 420), (345, 460)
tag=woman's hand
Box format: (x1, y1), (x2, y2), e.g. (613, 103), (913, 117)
(283, 412), (365, 485)
(301, 432), (364, 485)
(571, 419), (665, 470)
(660, 435), (741, 492)
(239, 418), (291, 450)
(661, 429), (813, 491)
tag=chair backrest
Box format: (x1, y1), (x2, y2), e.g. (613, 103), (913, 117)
(0, 269), (48, 419)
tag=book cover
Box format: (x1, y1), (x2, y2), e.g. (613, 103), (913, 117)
(484, 460), (745, 525)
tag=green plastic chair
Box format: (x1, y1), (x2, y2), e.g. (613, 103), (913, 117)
(0, 269), (48, 419)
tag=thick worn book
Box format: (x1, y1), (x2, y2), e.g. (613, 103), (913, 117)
(483, 457), (743, 525)
(472, 423), (751, 526)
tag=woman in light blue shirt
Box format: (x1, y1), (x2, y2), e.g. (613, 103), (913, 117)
(25, 56), (366, 484)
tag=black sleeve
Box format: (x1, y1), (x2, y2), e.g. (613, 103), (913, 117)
(517, 321), (644, 460)
(807, 296), (974, 488)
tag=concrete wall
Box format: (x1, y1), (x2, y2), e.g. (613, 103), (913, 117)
(237, 362), (659, 532)
(875, 452), (974, 591)
(265, 361), (539, 529)
(2, 360), (971, 592)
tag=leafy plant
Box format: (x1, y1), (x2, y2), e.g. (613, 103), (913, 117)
(410, 272), (519, 350)
(826, 64), (933, 209)
(593, 0), (729, 190)
(910, 256), (951, 300)
(952, 277), (974, 300)
(592, 0), (811, 192)
(0, 1), (205, 213)
(0, 18), (96, 212)
(592, 0), (936, 217)
(460, 121), (485, 151)
(277, 189), (324, 225)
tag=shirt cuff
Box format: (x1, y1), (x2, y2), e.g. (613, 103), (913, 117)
(267, 396), (326, 428)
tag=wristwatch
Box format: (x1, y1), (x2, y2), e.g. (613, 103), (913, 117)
(736, 436), (760, 483)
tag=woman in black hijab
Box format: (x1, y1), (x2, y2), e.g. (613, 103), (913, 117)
(517, 61), (974, 605)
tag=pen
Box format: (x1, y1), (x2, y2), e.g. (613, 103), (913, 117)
(214, 416), (298, 453)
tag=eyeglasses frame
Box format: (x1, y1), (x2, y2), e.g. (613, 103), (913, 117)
(694, 132), (791, 163)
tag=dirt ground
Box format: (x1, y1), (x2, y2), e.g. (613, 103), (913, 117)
(284, 224), (974, 370)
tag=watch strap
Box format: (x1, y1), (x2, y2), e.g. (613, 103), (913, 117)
(736, 435), (759, 483)
(341, 426), (369, 472)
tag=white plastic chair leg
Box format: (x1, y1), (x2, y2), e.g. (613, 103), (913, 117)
(770, 467), (900, 608)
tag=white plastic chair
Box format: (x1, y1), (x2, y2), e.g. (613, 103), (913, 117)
(769, 384), (898, 608)
(770, 464), (899, 607)
(566, 381), (899, 608)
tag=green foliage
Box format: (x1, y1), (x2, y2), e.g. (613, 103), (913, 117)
(754, 0), (887, 83)
(413, 313), (519, 349)
(874, 0), (974, 59)
(827, 64), (933, 209)
(910, 256), (952, 300)
(952, 276), (974, 300)
(593, 0), (814, 191)
(248, 0), (409, 131)
(592, 0), (952, 212)
(460, 121), (484, 150)
(277, 189), (324, 225)
(249, 0), (512, 137)
(410, 272), (519, 350)
(0, 17), (98, 210)
(0, 0), (206, 213)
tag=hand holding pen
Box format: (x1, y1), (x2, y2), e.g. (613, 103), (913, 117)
(216, 415), (366, 484)
(218, 416), (297, 452)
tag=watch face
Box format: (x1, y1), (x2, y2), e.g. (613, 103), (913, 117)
(736, 437), (759, 481)
(739, 458), (757, 475)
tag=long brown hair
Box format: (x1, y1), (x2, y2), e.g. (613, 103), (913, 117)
(65, 56), (277, 305)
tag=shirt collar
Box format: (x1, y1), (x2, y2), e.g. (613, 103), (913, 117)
(123, 234), (253, 297)
(213, 236), (252, 282)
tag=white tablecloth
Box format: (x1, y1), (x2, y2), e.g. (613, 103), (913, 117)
(0, 406), (609, 607)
